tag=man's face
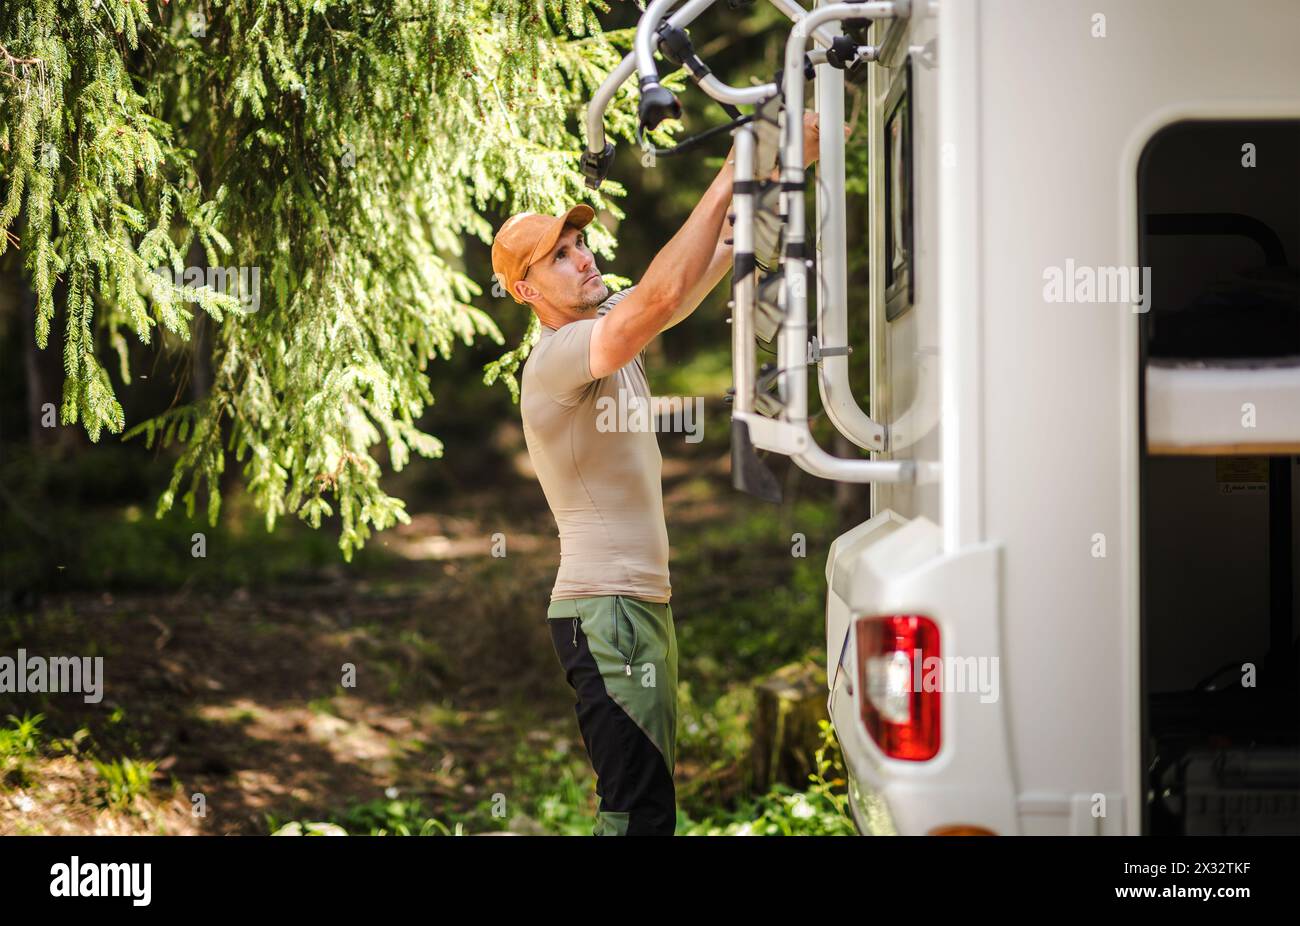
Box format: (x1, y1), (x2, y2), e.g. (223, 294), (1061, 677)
(519, 225), (609, 319)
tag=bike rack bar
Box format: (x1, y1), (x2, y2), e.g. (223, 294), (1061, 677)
(766, 0), (916, 483)
(636, 0), (841, 95)
(733, 129), (759, 421)
(729, 126), (784, 501)
(583, 0), (844, 189)
(814, 10), (886, 451)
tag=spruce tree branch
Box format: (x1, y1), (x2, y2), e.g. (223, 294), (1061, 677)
(0, 41), (43, 68)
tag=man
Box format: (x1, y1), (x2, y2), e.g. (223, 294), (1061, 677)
(490, 113), (825, 836)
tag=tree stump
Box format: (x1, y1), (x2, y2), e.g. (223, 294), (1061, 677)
(750, 661), (828, 794)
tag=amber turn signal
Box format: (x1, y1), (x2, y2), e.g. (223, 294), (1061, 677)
(928, 825), (997, 836)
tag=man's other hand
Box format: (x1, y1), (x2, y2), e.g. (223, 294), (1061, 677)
(724, 111), (851, 174)
(801, 112), (852, 168)
(802, 111), (822, 167)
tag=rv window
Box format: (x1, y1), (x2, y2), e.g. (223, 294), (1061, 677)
(1138, 119), (1300, 358)
(884, 58), (914, 321)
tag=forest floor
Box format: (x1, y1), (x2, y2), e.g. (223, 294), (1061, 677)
(0, 435), (854, 835)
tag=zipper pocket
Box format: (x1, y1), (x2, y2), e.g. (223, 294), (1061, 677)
(613, 597), (638, 676)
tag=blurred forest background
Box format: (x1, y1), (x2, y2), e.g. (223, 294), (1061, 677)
(0, 0), (872, 834)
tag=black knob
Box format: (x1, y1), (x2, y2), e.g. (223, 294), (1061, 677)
(638, 81), (682, 132)
(580, 142), (616, 190)
(827, 35), (858, 70)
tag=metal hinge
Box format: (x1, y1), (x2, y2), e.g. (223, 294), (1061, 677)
(808, 335), (853, 363)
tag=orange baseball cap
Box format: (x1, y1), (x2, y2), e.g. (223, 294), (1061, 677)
(491, 204), (596, 305)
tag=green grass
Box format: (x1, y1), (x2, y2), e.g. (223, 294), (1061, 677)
(678, 721), (856, 836)
(672, 499), (836, 700)
(92, 756), (158, 811)
(489, 740), (606, 835)
(262, 721), (856, 836)
(266, 796), (462, 836)
(0, 712), (46, 790)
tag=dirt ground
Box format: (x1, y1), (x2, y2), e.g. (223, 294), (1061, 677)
(1, 448), (799, 834)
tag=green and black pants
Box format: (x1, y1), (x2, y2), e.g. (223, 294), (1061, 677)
(547, 595), (678, 836)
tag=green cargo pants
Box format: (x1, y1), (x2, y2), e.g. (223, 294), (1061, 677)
(547, 595), (678, 835)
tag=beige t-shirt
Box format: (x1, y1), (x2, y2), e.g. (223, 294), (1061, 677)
(520, 286), (671, 603)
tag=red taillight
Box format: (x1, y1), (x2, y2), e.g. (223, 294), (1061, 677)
(855, 615), (941, 761)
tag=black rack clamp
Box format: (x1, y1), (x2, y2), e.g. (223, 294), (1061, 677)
(824, 34), (879, 85)
(825, 34), (860, 68)
(636, 20), (756, 162)
(637, 73), (683, 134)
(655, 22), (745, 122)
(580, 141), (616, 190)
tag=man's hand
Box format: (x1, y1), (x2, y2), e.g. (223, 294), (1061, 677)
(802, 112), (852, 167)
(733, 112), (832, 170)
(726, 112), (848, 174)
(802, 111), (822, 167)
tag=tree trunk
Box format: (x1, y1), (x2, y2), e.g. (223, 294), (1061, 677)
(22, 278), (48, 446)
(750, 660), (828, 794)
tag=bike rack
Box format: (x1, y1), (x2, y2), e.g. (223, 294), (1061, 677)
(583, 0), (844, 188)
(740, 0), (916, 493)
(584, 0), (924, 501)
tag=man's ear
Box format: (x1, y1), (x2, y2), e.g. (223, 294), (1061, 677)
(513, 279), (539, 306)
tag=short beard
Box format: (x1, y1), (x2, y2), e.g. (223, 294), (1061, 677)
(577, 281), (609, 311)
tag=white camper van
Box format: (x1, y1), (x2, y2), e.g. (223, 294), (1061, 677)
(586, 0), (1300, 835)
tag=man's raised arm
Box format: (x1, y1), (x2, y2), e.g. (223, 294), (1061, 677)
(588, 113), (833, 377)
(651, 112), (834, 336)
(658, 207), (735, 334)
(587, 156), (735, 379)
